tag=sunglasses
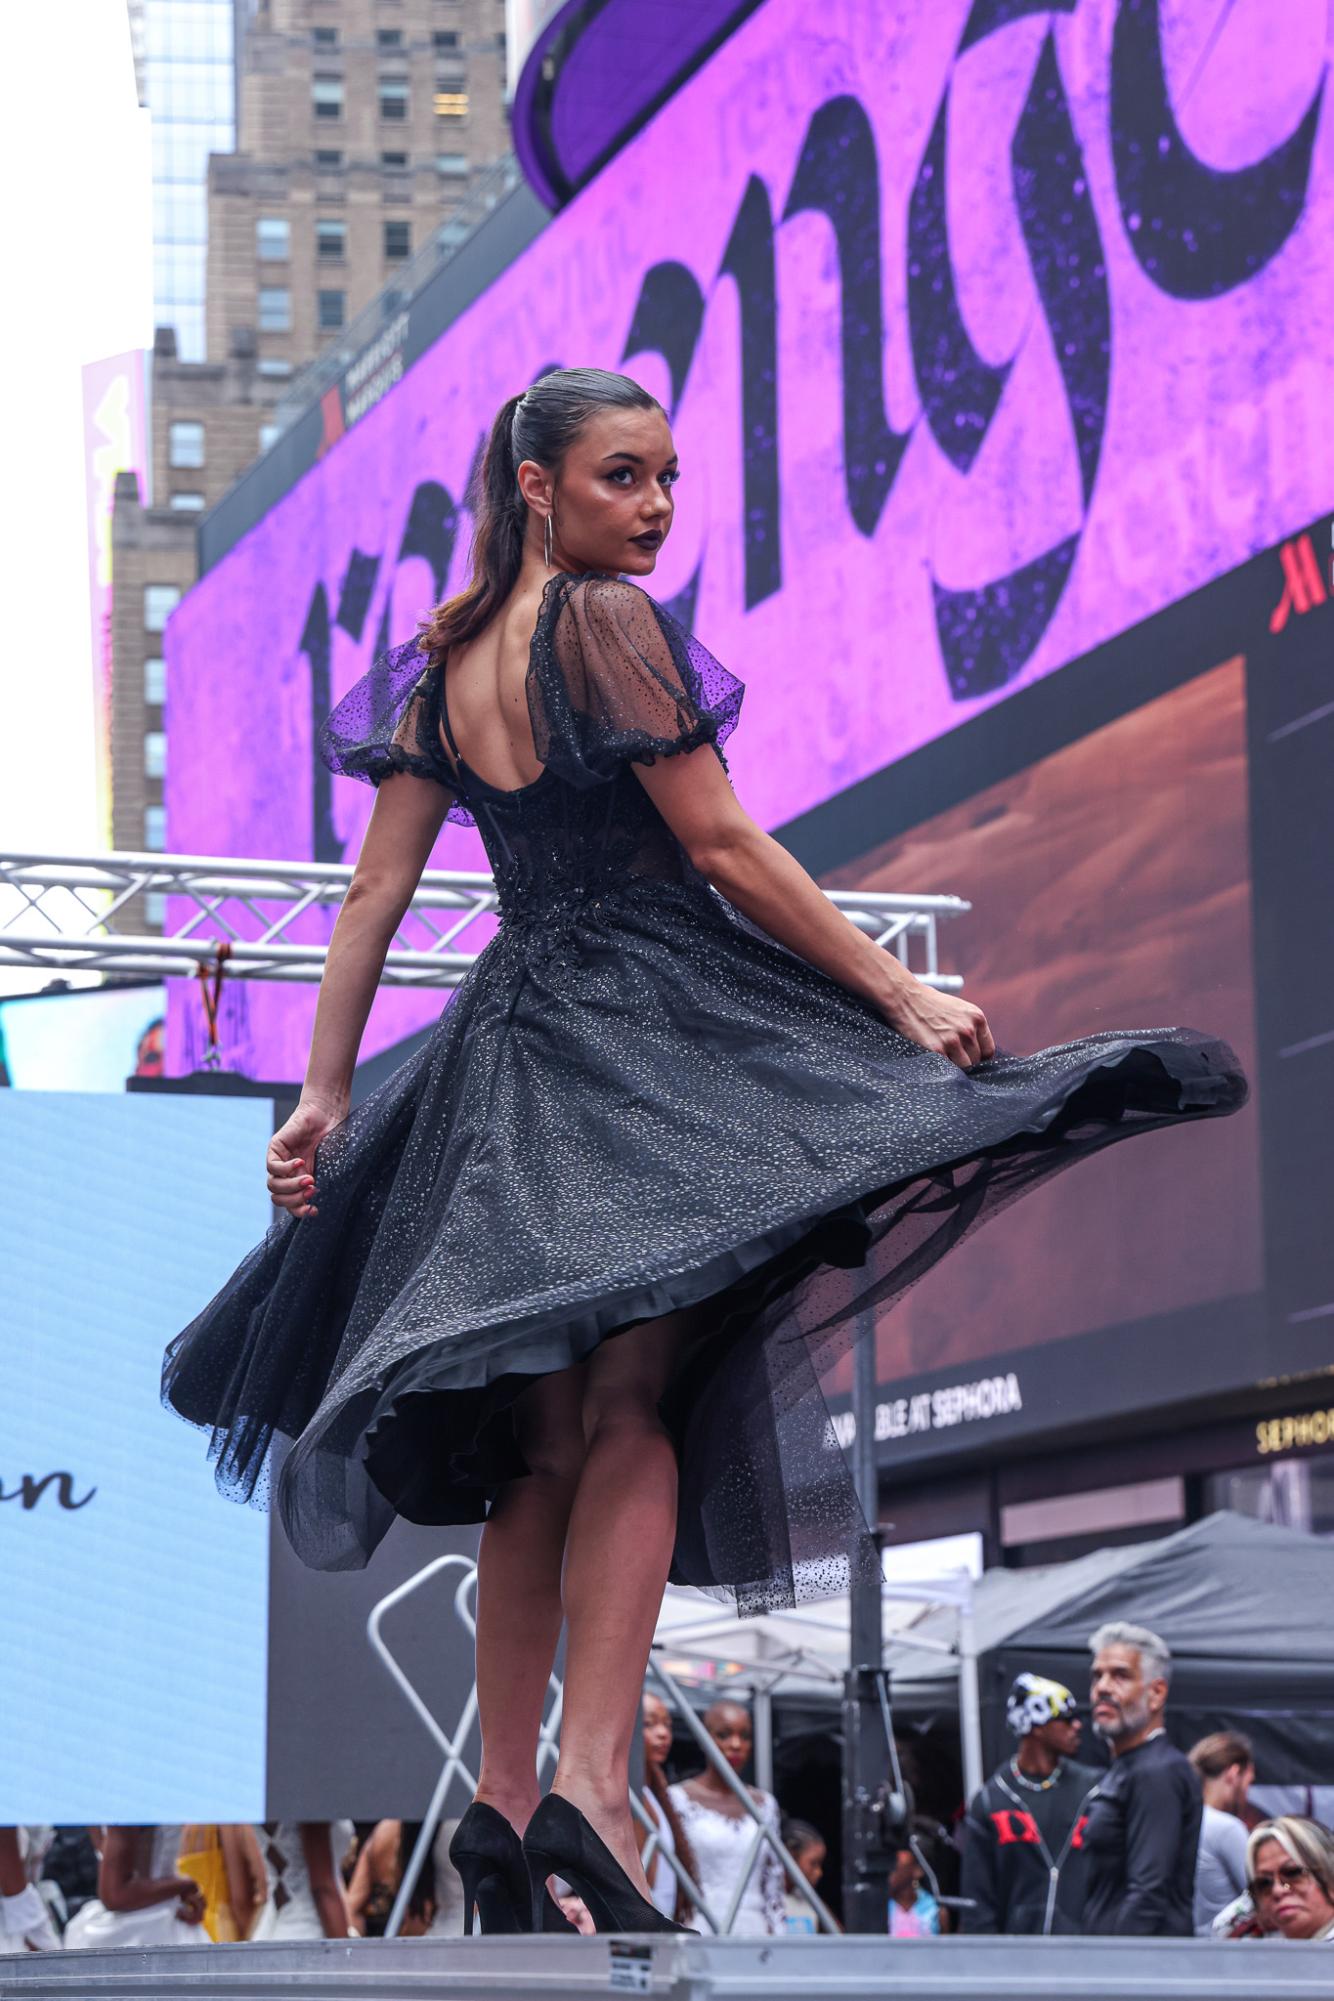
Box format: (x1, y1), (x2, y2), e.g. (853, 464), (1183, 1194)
(1248, 1862), (1312, 1899)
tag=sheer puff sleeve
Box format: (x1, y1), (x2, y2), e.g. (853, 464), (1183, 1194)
(317, 635), (473, 824)
(528, 573), (744, 789)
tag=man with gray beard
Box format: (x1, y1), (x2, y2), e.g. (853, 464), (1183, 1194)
(1080, 1622), (1201, 1936)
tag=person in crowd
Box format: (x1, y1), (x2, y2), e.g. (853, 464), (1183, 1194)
(1188, 1731), (1254, 1935)
(345, 1819), (466, 1937)
(62, 1828), (206, 1950)
(779, 1820), (829, 1933)
(1246, 1817), (1334, 1942)
(637, 1692), (698, 1924)
(38, 1829), (103, 1933)
(960, 1673), (1099, 1934)
(251, 1821), (354, 1940)
(1081, 1622), (1200, 1936)
(670, 1701), (785, 1935)
(0, 1828), (60, 1952)
(888, 1825), (944, 1938)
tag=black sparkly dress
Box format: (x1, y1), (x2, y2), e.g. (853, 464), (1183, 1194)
(163, 573), (1247, 1601)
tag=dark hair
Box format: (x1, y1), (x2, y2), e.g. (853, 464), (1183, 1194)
(782, 1819), (825, 1858)
(1189, 1731), (1254, 1781)
(419, 366), (662, 665)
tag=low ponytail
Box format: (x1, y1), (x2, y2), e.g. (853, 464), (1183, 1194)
(419, 368), (663, 667)
(419, 392), (526, 664)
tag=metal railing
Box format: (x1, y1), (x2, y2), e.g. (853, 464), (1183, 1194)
(365, 1557), (838, 1939)
(0, 849), (970, 991)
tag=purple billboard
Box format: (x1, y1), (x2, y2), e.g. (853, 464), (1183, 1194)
(165, 0), (1332, 1081)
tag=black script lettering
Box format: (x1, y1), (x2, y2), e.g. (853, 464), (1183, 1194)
(1, 1471), (96, 1511)
(717, 175), (782, 610)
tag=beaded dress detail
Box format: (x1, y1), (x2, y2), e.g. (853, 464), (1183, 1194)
(163, 573), (1247, 1602)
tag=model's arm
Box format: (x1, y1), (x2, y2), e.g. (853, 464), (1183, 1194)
(219, 1825), (267, 1942)
(268, 773), (450, 1218)
(1113, 1768), (1187, 1935)
(634, 749), (994, 1070)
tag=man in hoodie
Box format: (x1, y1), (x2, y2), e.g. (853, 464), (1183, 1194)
(959, 1674), (1099, 1933)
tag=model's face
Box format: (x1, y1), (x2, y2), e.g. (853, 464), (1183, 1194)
(641, 1695), (673, 1770)
(1250, 1838), (1334, 1940)
(1090, 1645), (1160, 1743)
(706, 1703), (753, 1773)
(523, 405), (677, 579)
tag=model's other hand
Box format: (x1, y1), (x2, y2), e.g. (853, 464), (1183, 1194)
(267, 1093), (347, 1218)
(882, 980), (995, 1071)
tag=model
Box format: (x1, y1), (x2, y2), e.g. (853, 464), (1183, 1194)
(164, 366), (1245, 1935)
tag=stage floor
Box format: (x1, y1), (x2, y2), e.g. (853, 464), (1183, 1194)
(3, 1933), (1334, 2001)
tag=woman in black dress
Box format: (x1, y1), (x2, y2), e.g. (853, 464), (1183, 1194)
(164, 367), (1245, 1934)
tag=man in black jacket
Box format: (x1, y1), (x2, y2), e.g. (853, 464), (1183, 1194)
(1081, 1621), (1202, 1935)
(960, 1674), (1100, 1933)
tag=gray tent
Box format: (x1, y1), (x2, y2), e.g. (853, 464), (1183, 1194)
(886, 1511), (1334, 1780)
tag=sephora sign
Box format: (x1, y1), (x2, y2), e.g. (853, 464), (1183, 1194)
(165, 0), (1332, 1079)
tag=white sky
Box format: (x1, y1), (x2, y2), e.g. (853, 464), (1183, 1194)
(0, 3), (151, 990)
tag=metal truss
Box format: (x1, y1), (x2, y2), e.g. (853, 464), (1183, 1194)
(0, 850), (970, 989)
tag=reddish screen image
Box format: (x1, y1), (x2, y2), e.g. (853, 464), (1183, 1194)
(821, 657), (1262, 1383)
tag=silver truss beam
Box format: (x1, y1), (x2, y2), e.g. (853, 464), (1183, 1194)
(0, 850), (970, 990)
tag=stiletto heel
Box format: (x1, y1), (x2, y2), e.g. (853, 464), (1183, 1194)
(522, 1794), (693, 1935)
(448, 1801), (577, 1936)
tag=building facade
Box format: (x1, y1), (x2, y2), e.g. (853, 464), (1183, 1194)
(111, 0), (514, 919)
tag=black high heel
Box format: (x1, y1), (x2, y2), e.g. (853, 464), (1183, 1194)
(523, 1792), (693, 1935)
(448, 1800), (577, 1935)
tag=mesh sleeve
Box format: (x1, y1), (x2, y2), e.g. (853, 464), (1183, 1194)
(317, 636), (470, 821)
(528, 574), (744, 789)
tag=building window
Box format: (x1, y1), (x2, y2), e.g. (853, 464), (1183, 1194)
(384, 219), (411, 261)
(381, 150), (408, 169)
(316, 218), (347, 261)
(317, 289), (346, 331)
(312, 25), (338, 47)
(433, 29), (460, 49)
(145, 731), (167, 781)
(144, 584), (181, 633)
(376, 27), (403, 47)
(434, 79), (469, 118)
(312, 75), (344, 120)
(259, 421), (282, 452)
(256, 215), (290, 261)
(257, 357), (293, 378)
(315, 148), (343, 167)
(168, 419), (205, 468)
(379, 77), (409, 121)
(145, 891), (167, 929)
(258, 287), (291, 332)
(168, 492), (206, 511)
(436, 152), (468, 177)
(144, 805), (167, 852)
(144, 656), (167, 705)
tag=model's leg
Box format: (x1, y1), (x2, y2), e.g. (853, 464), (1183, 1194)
(553, 1308), (694, 1886)
(0, 1830), (25, 1897)
(473, 1365), (587, 1830)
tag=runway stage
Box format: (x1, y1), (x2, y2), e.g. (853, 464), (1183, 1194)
(4, 1933), (1334, 2001)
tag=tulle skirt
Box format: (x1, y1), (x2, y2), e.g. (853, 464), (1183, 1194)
(163, 877), (1247, 1606)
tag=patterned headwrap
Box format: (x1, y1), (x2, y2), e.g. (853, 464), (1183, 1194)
(1006, 1672), (1077, 1738)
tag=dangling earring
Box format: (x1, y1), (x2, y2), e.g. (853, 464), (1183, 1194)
(543, 511), (553, 570)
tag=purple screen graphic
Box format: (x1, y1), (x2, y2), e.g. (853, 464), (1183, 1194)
(166, 0), (1333, 1080)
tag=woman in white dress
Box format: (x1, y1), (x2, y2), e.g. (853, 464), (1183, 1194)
(669, 1701), (785, 1936)
(637, 1693), (698, 1923)
(0, 1828), (59, 1952)
(251, 1821), (353, 1940)
(62, 1828), (206, 1950)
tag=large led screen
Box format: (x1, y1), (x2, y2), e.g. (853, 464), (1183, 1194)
(165, 0), (1334, 1083)
(0, 1092), (272, 1823)
(811, 516), (1334, 1460)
